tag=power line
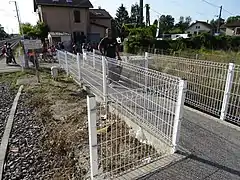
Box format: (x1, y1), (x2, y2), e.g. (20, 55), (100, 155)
(201, 0), (236, 16)
(201, 0), (219, 8)
(222, 8), (235, 16)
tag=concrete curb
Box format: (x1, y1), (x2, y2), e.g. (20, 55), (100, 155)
(0, 85), (23, 180)
(184, 105), (240, 132)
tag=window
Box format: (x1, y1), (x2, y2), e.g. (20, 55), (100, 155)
(194, 31), (197, 35)
(74, 10), (80, 23)
(196, 26), (200, 29)
(235, 27), (240, 35)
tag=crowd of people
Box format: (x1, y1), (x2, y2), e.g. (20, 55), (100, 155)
(1, 42), (17, 65)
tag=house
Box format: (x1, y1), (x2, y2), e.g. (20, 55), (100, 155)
(89, 9), (112, 43)
(33, 0), (112, 43)
(221, 21), (240, 36)
(185, 21), (213, 35)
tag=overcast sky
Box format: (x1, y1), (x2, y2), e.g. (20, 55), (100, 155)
(0, 0), (239, 34)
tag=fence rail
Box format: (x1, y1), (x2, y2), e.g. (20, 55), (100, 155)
(57, 50), (186, 179)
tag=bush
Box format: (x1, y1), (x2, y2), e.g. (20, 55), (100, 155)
(125, 30), (240, 53)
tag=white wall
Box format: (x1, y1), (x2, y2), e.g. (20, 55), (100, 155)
(185, 22), (211, 35)
(226, 28), (234, 36)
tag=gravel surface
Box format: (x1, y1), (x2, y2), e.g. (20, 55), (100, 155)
(2, 87), (90, 180)
(2, 92), (53, 180)
(0, 83), (16, 142)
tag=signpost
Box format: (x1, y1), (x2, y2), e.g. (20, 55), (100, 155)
(23, 39), (42, 83)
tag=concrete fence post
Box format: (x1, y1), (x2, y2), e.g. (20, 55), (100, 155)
(220, 63), (235, 120)
(102, 56), (107, 105)
(196, 54), (199, 60)
(57, 50), (60, 67)
(154, 48), (157, 54)
(87, 95), (98, 179)
(77, 53), (81, 82)
(144, 52), (149, 89)
(93, 49), (96, 69)
(65, 51), (69, 76)
(172, 79), (187, 153)
(83, 51), (86, 67)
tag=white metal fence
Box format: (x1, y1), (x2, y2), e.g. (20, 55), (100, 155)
(145, 54), (240, 125)
(57, 50), (187, 178)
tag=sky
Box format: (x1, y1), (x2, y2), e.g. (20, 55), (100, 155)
(0, 0), (239, 34)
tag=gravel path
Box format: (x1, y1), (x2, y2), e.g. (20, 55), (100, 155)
(0, 83), (16, 142)
(2, 93), (53, 180)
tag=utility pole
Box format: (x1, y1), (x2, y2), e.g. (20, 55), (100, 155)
(145, 4), (150, 26)
(9, 1), (22, 35)
(217, 5), (222, 34)
(139, 0), (144, 25)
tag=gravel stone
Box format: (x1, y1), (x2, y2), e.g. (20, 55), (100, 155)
(0, 83), (16, 141)
(2, 93), (53, 180)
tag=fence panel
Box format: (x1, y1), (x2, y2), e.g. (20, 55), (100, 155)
(148, 54), (229, 117)
(226, 64), (240, 125)
(57, 50), (187, 179)
(88, 92), (180, 179)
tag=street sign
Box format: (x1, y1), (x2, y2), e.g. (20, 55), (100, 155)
(23, 39), (42, 50)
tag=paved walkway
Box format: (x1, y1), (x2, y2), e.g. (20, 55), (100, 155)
(140, 108), (240, 180)
(0, 57), (22, 73)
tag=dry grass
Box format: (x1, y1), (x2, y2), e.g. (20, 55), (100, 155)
(22, 69), (90, 179)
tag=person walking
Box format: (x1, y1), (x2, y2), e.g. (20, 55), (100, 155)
(6, 43), (17, 64)
(1, 43), (7, 64)
(98, 28), (122, 86)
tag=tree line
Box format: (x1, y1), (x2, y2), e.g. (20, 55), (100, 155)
(112, 4), (240, 53)
(0, 24), (10, 40)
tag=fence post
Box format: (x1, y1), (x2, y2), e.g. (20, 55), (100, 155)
(65, 51), (69, 76)
(57, 50), (60, 66)
(87, 95), (98, 179)
(154, 48), (157, 54)
(172, 79), (187, 153)
(220, 63), (235, 120)
(77, 53), (81, 82)
(102, 56), (107, 105)
(195, 54), (199, 60)
(93, 49), (96, 69)
(144, 52), (149, 88)
(82, 49), (85, 67)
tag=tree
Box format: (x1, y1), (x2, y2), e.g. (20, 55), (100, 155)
(35, 22), (49, 41)
(158, 15), (175, 33)
(173, 16), (192, 33)
(226, 16), (240, 23)
(115, 4), (130, 28)
(129, 3), (140, 26)
(153, 19), (158, 26)
(20, 22), (49, 40)
(0, 24), (9, 40)
(210, 18), (225, 33)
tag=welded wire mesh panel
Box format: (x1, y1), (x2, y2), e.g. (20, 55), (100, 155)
(84, 53), (103, 73)
(226, 64), (240, 125)
(67, 53), (78, 78)
(96, 100), (163, 179)
(148, 54), (228, 117)
(57, 50), (66, 70)
(109, 87), (178, 145)
(106, 57), (180, 91)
